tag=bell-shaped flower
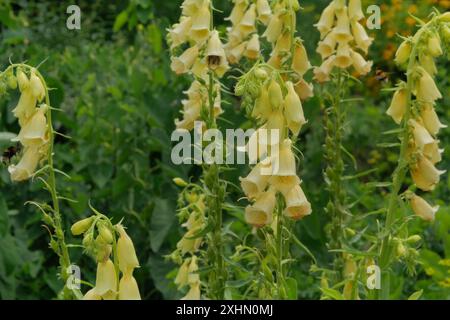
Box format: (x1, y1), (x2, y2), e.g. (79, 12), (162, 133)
(395, 41), (411, 65)
(227, 41), (247, 64)
(350, 49), (372, 75)
(423, 140), (443, 165)
(351, 21), (372, 54)
(171, 45), (199, 75)
(181, 282), (201, 300)
(252, 88), (272, 120)
(240, 160), (271, 199)
(271, 139), (296, 177)
(30, 71), (45, 102)
(190, 4), (211, 43)
(94, 259), (117, 296)
(419, 53), (437, 76)
(274, 31), (291, 53)
(335, 42), (353, 68)
(256, 0), (272, 25)
(245, 127), (269, 163)
(415, 67), (442, 103)
(17, 70), (29, 92)
(410, 154), (445, 191)
(119, 273), (141, 300)
(317, 31), (337, 59)
(428, 34), (443, 57)
(177, 227), (203, 254)
(226, 0), (247, 25)
(168, 17), (193, 49)
(315, 2), (336, 38)
(333, 7), (353, 42)
(245, 34), (260, 60)
(13, 105), (48, 147)
(263, 13), (282, 43)
(294, 79), (314, 101)
(410, 194), (438, 222)
(265, 109), (285, 146)
(206, 31), (228, 72)
(239, 4), (256, 37)
(386, 87), (407, 124)
(12, 88), (37, 126)
(268, 79), (283, 109)
(282, 184), (312, 220)
(348, 0), (364, 20)
(292, 40), (311, 76)
(83, 288), (102, 300)
(117, 225), (140, 274)
(284, 81), (306, 136)
(420, 103), (446, 136)
(314, 55), (336, 83)
(245, 189), (276, 227)
(8, 146), (41, 182)
(409, 119), (435, 151)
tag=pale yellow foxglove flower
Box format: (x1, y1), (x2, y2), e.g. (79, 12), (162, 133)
(274, 31), (291, 53)
(350, 49), (373, 75)
(183, 80), (203, 101)
(315, 2), (336, 38)
(294, 79), (314, 101)
(267, 51), (282, 69)
(313, 55), (336, 83)
(12, 88), (37, 125)
(419, 53), (437, 76)
(351, 20), (372, 54)
(423, 141), (443, 165)
(317, 32), (337, 59)
(410, 194), (438, 221)
(409, 119), (435, 150)
(117, 225), (140, 274)
(177, 228), (203, 254)
(13, 105), (48, 147)
(263, 14), (283, 43)
(348, 0), (364, 21)
(268, 79), (283, 109)
(181, 282), (201, 300)
(386, 88), (407, 125)
(119, 273), (141, 300)
(17, 70), (30, 92)
(71, 216), (94, 236)
(182, 0), (208, 17)
(191, 59), (208, 78)
(245, 34), (260, 60)
(206, 31), (227, 70)
(265, 109), (285, 146)
(190, 4), (211, 43)
(83, 288), (102, 300)
(94, 259), (117, 296)
(8, 146), (41, 182)
(245, 189), (276, 227)
(284, 81), (306, 136)
(395, 41), (411, 65)
(333, 7), (353, 42)
(292, 41), (311, 76)
(30, 71), (45, 102)
(271, 139), (296, 177)
(428, 34), (443, 57)
(420, 103), (446, 136)
(335, 42), (352, 68)
(282, 184), (312, 220)
(169, 17), (193, 49)
(256, 0), (272, 25)
(411, 154), (446, 191)
(240, 160), (271, 199)
(239, 4), (257, 36)
(171, 45), (199, 75)
(226, 0), (247, 25)
(415, 67), (442, 103)
(245, 127), (269, 163)
(228, 42), (247, 64)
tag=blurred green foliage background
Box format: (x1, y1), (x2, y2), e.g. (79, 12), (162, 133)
(0, 0), (449, 299)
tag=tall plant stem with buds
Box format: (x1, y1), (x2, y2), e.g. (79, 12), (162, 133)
(324, 70), (347, 282)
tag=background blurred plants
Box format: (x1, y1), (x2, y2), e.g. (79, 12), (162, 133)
(0, 0), (448, 300)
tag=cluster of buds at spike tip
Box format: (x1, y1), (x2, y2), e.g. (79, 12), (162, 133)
(72, 215), (141, 300)
(236, 68), (312, 227)
(314, 0), (373, 82)
(224, 0), (272, 64)
(0, 67), (50, 182)
(387, 14), (450, 222)
(169, 185), (206, 300)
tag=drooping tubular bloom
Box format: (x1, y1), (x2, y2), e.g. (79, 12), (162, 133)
(410, 194), (439, 221)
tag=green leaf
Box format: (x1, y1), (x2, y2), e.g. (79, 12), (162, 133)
(113, 10), (129, 32)
(408, 290), (423, 300)
(149, 198), (175, 252)
(320, 287), (345, 300)
(0, 197), (9, 236)
(0, 132), (15, 146)
(285, 277), (298, 300)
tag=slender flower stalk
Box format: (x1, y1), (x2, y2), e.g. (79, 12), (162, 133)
(313, 0), (373, 294)
(235, 0), (313, 299)
(168, 0), (229, 300)
(0, 63), (79, 299)
(378, 10), (449, 300)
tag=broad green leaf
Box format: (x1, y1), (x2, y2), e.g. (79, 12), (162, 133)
(408, 290), (423, 300)
(149, 198), (175, 252)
